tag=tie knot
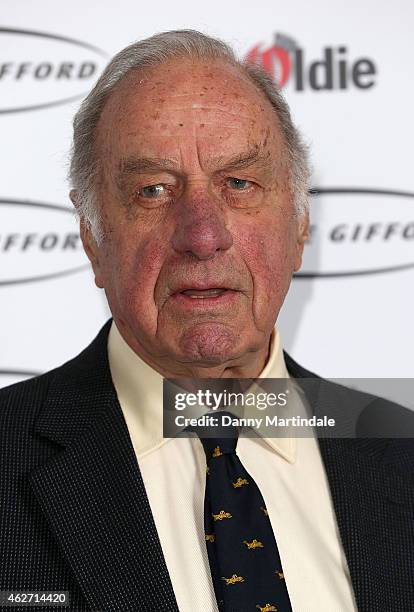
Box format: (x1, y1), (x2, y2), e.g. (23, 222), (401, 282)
(194, 411), (239, 461)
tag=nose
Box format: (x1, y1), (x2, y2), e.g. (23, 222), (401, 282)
(171, 187), (233, 260)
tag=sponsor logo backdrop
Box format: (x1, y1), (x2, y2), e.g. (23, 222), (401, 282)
(1, 0), (412, 386)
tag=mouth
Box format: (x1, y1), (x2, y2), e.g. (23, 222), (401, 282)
(179, 287), (229, 298)
(171, 287), (239, 308)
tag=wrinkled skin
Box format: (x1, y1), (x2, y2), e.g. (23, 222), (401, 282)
(76, 58), (309, 378)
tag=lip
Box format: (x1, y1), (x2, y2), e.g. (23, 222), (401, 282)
(172, 284), (231, 294)
(171, 289), (239, 309)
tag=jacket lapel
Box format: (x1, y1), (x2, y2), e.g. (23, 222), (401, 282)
(29, 321), (179, 612)
(285, 352), (414, 609)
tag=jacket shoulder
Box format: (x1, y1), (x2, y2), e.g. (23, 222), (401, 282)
(0, 319), (113, 428)
(285, 351), (414, 476)
(0, 370), (55, 426)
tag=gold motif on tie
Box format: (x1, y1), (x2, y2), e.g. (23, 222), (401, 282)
(256, 604), (278, 612)
(243, 539), (264, 549)
(260, 506), (269, 516)
(232, 477), (249, 488)
(212, 446), (222, 458)
(205, 534), (215, 542)
(222, 574), (245, 585)
(212, 510), (232, 521)
(275, 570), (284, 579)
(206, 466), (210, 475)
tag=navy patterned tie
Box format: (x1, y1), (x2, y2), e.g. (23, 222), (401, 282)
(196, 411), (293, 612)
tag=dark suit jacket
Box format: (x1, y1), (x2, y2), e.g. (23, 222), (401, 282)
(1, 320), (413, 611)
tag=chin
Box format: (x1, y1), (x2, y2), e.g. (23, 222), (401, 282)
(175, 322), (244, 364)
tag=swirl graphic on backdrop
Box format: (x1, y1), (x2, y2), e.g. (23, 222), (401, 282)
(0, 370), (40, 381)
(0, 27), (108, 113)
(0, 199), (90, 286)
(294, 188), (414, 279)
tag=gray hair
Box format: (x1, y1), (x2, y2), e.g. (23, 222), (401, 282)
(69, 29), (310, 243)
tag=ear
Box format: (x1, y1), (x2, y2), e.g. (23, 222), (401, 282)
(71, 190), (105, 289)
(293, 212), (310, 272)
(79, 219), (105, 289)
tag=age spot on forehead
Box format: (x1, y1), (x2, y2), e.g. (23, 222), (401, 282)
(98, 57), (285, 174)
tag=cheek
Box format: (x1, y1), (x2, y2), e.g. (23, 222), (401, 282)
(237, 219), (296, 310)
(101, 232), (167, 320)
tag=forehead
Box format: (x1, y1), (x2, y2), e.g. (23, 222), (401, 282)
(96, 57), (283, 165)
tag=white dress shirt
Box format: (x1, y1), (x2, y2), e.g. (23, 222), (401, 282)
(107, 321), (357, 611)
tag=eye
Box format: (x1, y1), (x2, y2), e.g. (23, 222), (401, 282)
(139, 184), (166, 198)
(226, 177), (252, 190)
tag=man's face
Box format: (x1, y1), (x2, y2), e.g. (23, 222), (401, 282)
(81, 58), (308, 376)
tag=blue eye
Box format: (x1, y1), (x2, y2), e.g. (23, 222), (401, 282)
(227, 178), (251, 190)
(139, 184), (165, 198)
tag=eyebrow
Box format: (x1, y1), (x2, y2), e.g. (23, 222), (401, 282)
(118, 156), (180, 175)
(212, 149), (273, 173)
(117, 148), (273, 179)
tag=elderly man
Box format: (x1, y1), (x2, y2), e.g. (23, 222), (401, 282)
(1, 30), (413, 612)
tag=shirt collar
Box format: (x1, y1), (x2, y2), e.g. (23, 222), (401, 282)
(108, 321), (297, 463)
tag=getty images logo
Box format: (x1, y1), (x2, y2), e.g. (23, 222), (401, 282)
(0, 27), (108, 113)
(245, 33), (377, 91)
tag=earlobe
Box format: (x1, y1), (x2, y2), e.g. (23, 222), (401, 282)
(80, 220), (96, 262)
(79, 220), (105, 288)
(69, 189), (78, 207)
(293, 213), (310, 272)
(299, 213), (310, 245)
(71, 190), (98, 262)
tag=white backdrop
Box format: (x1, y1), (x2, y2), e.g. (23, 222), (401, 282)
(1, 0), (413, 389)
